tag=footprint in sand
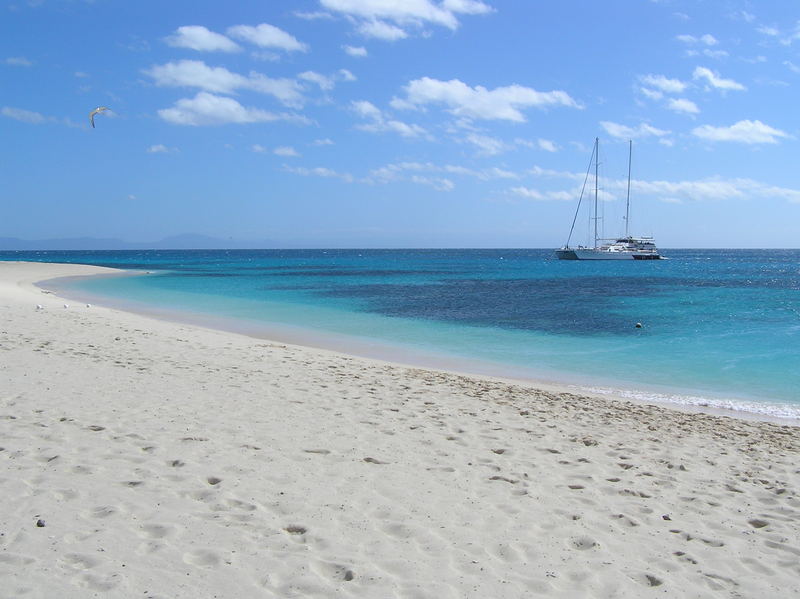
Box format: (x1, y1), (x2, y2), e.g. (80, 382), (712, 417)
(182, 549), (222, 568)
(60, 553), (99, 570)
(571, 536), (598, 551)
(139, 524), (172, 539)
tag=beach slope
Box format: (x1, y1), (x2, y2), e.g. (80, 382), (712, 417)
(1, 261), (798, 598)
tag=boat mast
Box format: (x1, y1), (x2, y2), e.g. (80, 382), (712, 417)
(625, 139), (632, 238)
(593, 137), (599, 249)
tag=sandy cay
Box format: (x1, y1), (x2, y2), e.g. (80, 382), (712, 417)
(1, 261), (799, 599)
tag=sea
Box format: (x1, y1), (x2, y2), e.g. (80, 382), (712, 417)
(4, 248), (799, 420)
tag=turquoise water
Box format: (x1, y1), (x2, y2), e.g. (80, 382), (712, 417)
(5, 249), (800, 419)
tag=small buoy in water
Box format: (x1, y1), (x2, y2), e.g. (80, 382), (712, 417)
(635, 322), (643, 329)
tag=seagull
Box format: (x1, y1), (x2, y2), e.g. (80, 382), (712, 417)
(89, 106), (109, 128)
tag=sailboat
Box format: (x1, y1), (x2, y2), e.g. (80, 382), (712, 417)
(555, 138), (662, 260)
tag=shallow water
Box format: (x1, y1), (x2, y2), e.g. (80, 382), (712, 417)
(5, 248), (800, 418)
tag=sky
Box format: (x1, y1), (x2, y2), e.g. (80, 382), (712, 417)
(2, 0), (799, 248)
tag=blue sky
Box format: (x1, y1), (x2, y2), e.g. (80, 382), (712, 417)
(2, 0), (799, 248)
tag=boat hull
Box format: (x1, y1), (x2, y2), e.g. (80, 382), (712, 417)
(555, 248), (661, 260)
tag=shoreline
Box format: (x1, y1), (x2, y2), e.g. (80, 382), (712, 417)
(2, 260), (799, 597)
(44, 263), (800, 426)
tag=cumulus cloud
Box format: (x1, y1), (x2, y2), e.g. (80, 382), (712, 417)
(600, 121), (670, 139)
(691, 119), (789, 144)
(165, 26), (241, 52)
(320, 0), (493, 39)
(144, 60), (305, 107)
(298, 69), (356, 91)
(2, 106), (46, 124)
(537, 138), (558, 152)
(351, 100), (427, 138)
(393, 77), (580, 122)
(343, 45), (368, 57)
(692, 67), (746, 91)
(227, 24), (308, 52)
(358, 20), (408, 40)
(157, 92), (307, 126)
(640, 74), (686, 94)
(666, 98), (699, 114)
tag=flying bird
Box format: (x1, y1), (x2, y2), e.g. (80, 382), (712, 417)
(89, 106), (109, 128)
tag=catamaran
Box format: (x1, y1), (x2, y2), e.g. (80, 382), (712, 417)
(555, 138), (662, 260)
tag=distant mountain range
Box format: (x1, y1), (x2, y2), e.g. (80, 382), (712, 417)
(0, 234), (275, 251)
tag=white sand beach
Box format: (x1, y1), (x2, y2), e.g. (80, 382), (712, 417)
(1, 261), (799, 599)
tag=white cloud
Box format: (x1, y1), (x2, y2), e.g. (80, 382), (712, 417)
(757, 25), (779, 37)
(351, 100), (427, 138)
(465, 133), (506, 155)
(284, 165), (354, 183)
(785, 60), (800, 74)
(252, 144), (266, 152)
(274, 146), (300, 157)
(312, 138), (334, 146)
(510, 187), (575, 201)
(144, 60), (305, 107)
(299, 70), (335, 91)
(2, 106), (46, 124)
(147, 144), (172, 153)
(640, 88), (663, 100)
(600, 121), (670, 139)
(369, 161), (518, 184)
(676, 33), (718, 45)
(692, 66), (746, 91)
(344, 45), (368, 57)
(640, 74), (687, 94)
(357, 20), (408, 40)
(692, 119), (789, 144)
(703, 49), (729, 59)
(320, 0), (491, 28)
(394, 77), (581, 122)
(145, 60), (247, 94)
(294, 11), (334, 20)
(630, 177), (800, 203)
(4, 56), (33, 66)
(519, 171), (800, 204)
(165, 26), (241, 53)
(666, 98), (699, 114)
(227, 24), (308, 52)
(298, 69), (355, 91)
(320, 0), (492, 40)
(157, 92), (307, 126)
(537, 138), (558, 152)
